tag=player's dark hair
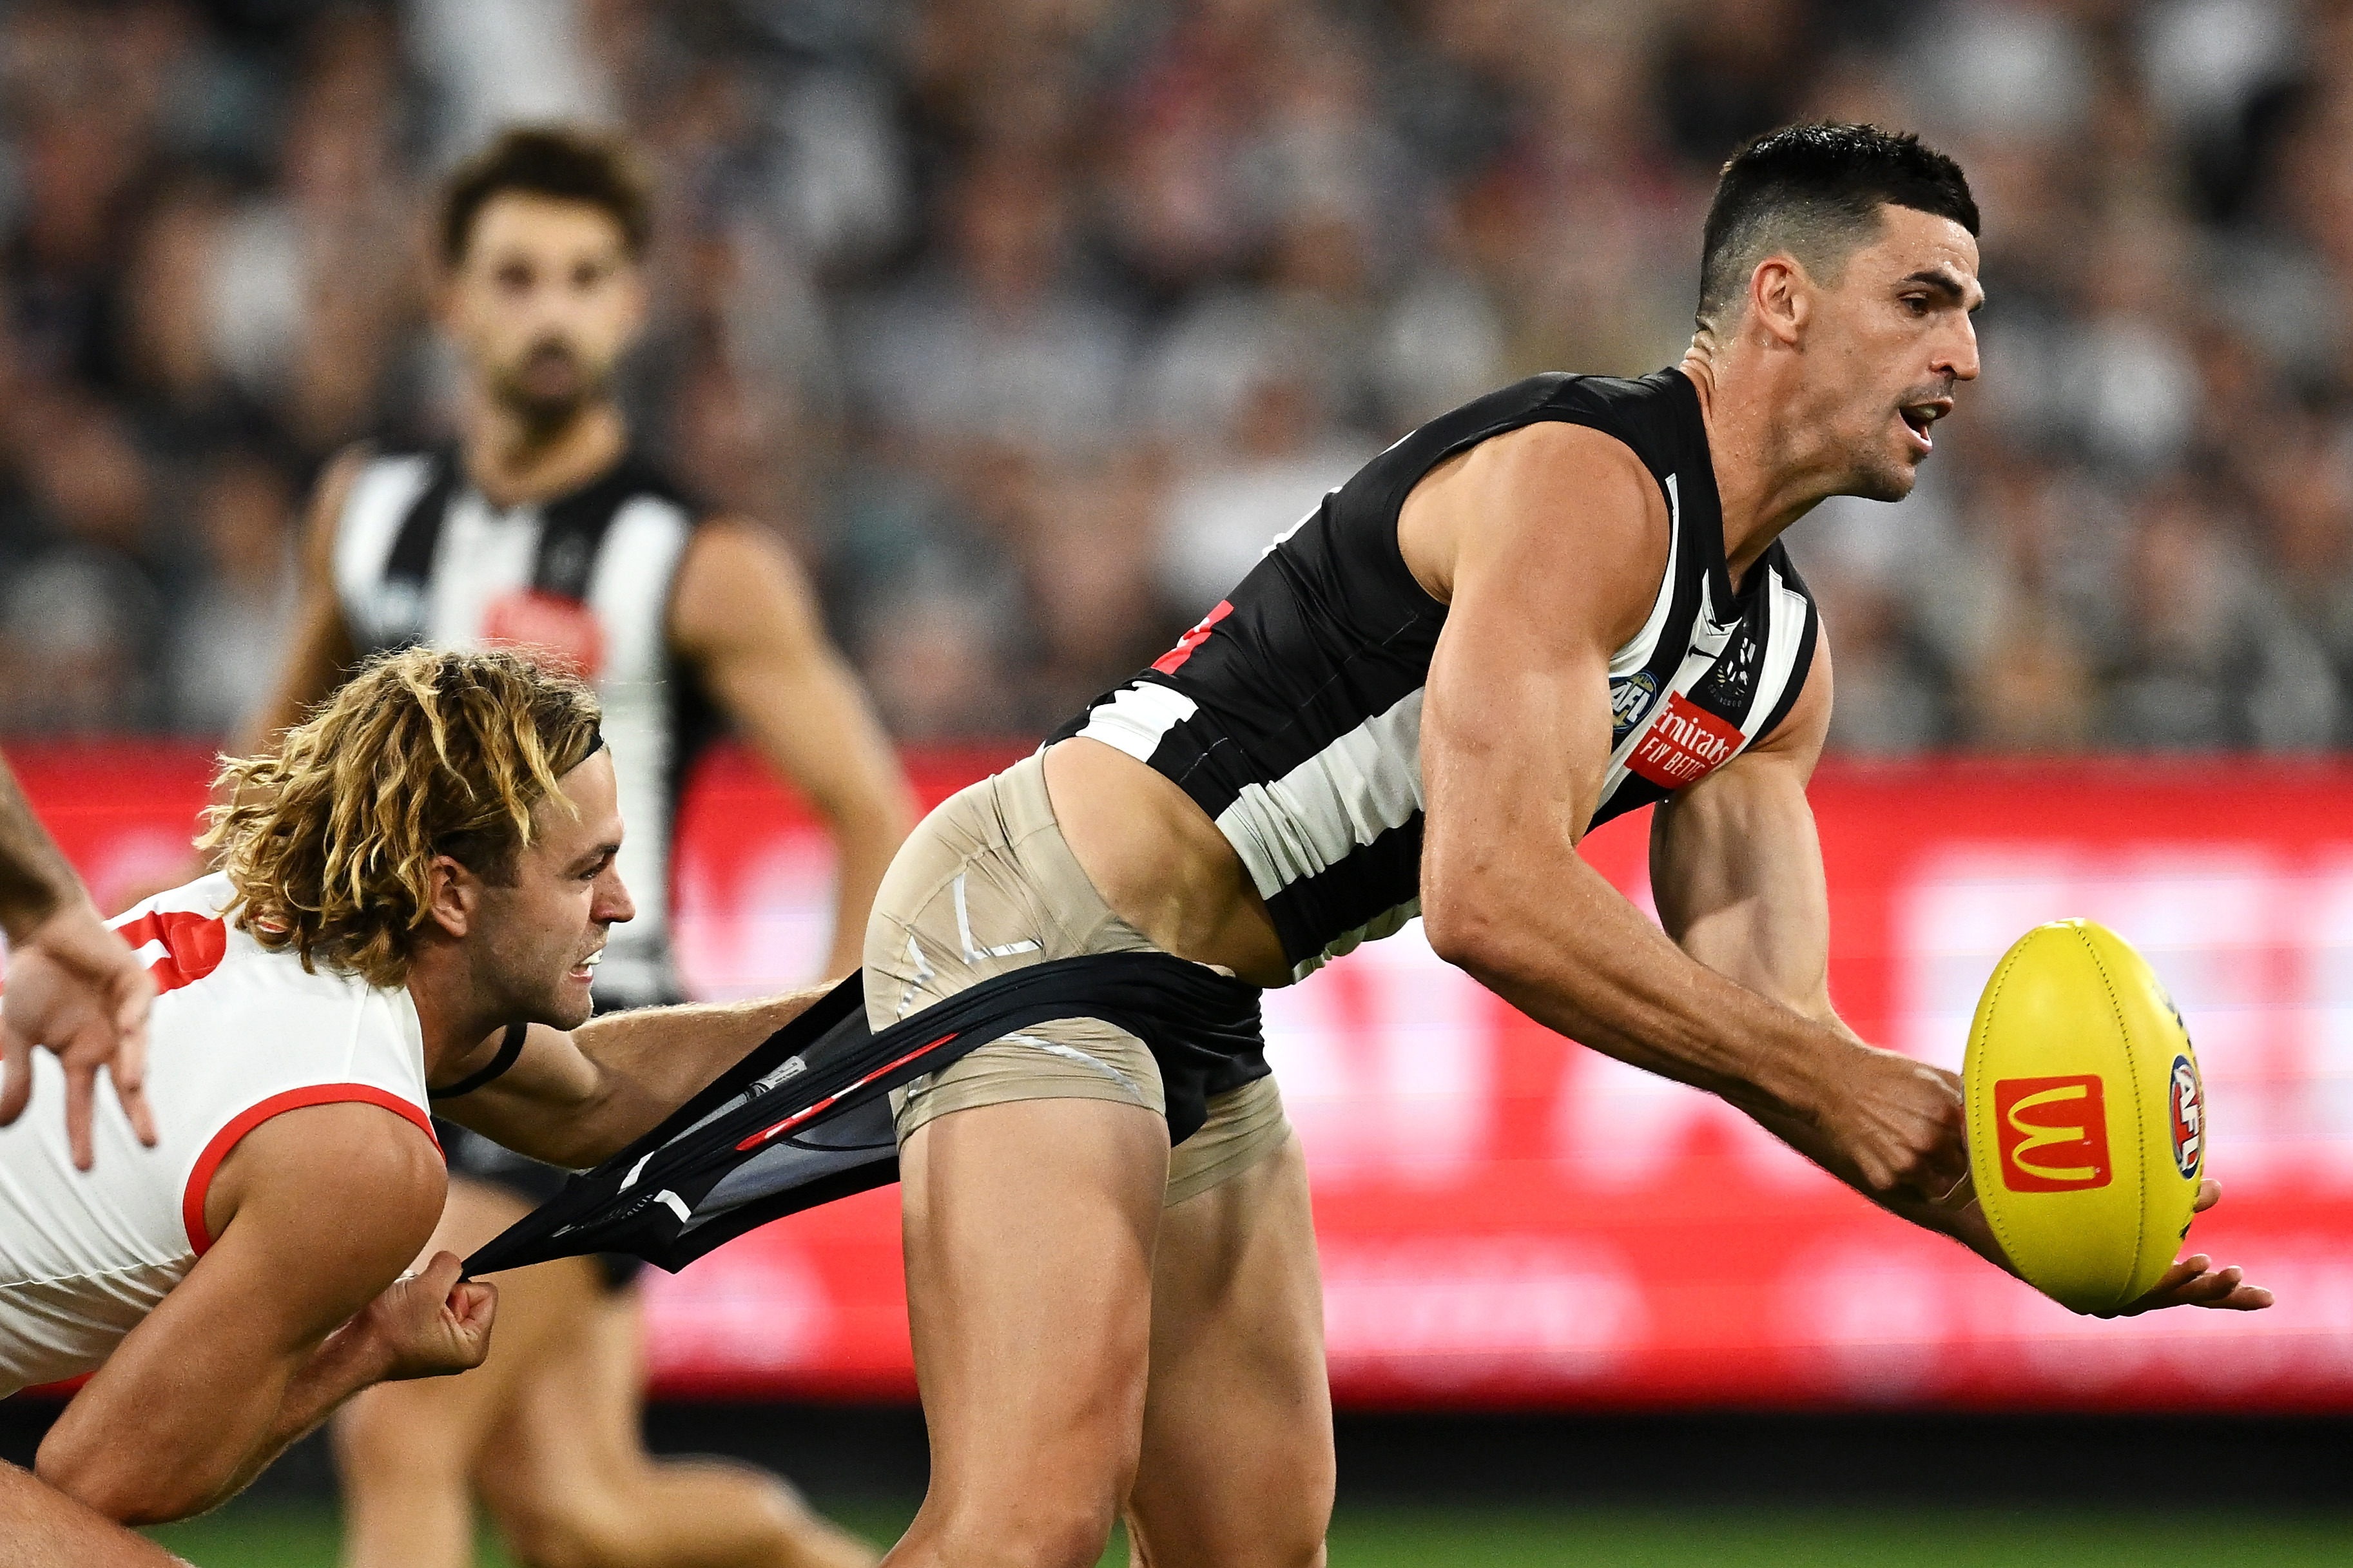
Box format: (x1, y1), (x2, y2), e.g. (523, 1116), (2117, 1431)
(1696, 123), (1979, 335)
(439, 124), (654, 266)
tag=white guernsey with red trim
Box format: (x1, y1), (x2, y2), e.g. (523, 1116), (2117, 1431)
(0, 873), (438, 1396)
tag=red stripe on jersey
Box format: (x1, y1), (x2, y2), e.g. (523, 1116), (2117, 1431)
(1152, 601), (1234, 675)
(111, 909), (229, 996)
(182, 1086), (442, 1255)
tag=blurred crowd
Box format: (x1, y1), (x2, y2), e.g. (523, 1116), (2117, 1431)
(3, 0), (2352, 753)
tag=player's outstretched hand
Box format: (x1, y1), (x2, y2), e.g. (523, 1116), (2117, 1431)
(0, 897), (157, 1170)
(2099, 1179), (2274, 1317)
(1817, 1047), (1968, 1198)
(357, 1250), (498, 1380)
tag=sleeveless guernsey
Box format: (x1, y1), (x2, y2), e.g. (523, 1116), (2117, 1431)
(1051, 369), (1821, 981)
(331, 449), (717, 1008)
(0, 874), (436, 1395)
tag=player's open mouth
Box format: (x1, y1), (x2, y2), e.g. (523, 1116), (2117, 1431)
(570, 949), (605, 982)
(1899, 400), (1949, 454)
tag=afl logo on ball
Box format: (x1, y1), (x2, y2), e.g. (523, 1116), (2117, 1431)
(2169, 1053), (2203, 1179)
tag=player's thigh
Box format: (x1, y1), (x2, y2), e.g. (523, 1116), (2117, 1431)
(895, 1094), (1170, 1560)
(1127, 1132), (1331, 1568)
(475, 1284), (643, 1504)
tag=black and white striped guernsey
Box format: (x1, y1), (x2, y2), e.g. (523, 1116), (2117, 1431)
(331, 447), (719, 1008)
(1049, 369), (1821, 982)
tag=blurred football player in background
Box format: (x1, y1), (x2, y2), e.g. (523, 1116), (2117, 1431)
(243, 128), (900, 1568)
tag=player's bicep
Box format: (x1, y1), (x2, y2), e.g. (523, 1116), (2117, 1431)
(673, 523), (903, 820)
(1420, 429), (1666, 895)
(1649, 641), (1837, 1014)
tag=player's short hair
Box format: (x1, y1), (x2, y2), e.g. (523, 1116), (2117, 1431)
(201, 646), (605, 989)
(1696, 122), (1979, 336)
(438, 124), (654, 266)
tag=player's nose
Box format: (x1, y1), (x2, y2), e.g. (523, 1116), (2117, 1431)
(1937, 313), (1981, 383)
(597, 870), (636, 927)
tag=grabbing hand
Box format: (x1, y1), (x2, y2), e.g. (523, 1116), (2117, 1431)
(2098, 1179), (2273, 1317)
(353, 1251), (498, 1380)
(1816, 1046), (1968, 1199)
(0, 898), (157, 1169)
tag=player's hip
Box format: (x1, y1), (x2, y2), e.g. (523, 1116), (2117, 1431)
(865, 751), (1288, 1202)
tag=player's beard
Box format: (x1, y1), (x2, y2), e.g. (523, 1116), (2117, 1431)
(490, 338), (610, 441)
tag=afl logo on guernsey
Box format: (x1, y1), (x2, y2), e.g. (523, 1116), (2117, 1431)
(1610, 671), (1660, 742)
(2169, 1053), (2203, 1179)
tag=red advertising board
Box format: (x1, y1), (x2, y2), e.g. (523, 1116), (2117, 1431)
(10, 745), (2353, 1411)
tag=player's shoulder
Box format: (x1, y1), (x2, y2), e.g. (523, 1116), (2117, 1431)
(1526, 367), (1699, 473)
(112, 873), (400, 1016)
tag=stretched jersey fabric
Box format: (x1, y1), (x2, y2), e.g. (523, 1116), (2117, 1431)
(465, 953), (1264, 1277)
(0, 875), (436, 1396)
(1051, 369), (1821, 980)
(332, 447), (717, 1008)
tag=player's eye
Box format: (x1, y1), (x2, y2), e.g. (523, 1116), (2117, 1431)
(496, 261), (532, 291)
(1901, 295), (1930, 316)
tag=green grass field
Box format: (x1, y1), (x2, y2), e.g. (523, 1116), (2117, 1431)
(146, 1500), (2353, 1567)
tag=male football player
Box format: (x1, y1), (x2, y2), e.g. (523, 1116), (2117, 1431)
(851, 124), (2272, 1568)
(0, 650), (828, 1544)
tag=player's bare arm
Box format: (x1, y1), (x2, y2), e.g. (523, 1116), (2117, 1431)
(1412, 420), (1962, 1196)
(668, 520), (915, 980)
(0, 755), (157, 1165)
(238, 446), (369, 757)
(35, 1103), (492, 1524)
(429, 985), (835, 1170)
(1649, 641), (2271, 1313)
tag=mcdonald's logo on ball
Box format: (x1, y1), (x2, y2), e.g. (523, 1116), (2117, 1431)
(1993, 1074), (2111, 1192)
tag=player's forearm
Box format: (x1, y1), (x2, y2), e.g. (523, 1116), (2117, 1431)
(213, 1324), (394, 1512)
(0, 759), (80, 940)
(37, 1328), (378, 1526)
(532, 988), (833, 1167)
(823, 804), (905, 978)
(1428, 854), (1850, 1123)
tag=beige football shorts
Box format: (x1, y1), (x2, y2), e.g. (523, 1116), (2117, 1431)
(862, 751), (1290, 1206)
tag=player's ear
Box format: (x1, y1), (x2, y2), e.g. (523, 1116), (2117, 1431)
(424, 853), (481, 939)
(1748, 255), (1808, 347)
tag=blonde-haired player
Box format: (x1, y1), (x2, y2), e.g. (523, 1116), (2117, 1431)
(0, 648), (831, 1544)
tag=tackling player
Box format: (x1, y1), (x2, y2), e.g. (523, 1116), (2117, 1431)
(853, 123), (2272, 1567)
(242, 126), (902, 1568)
(0, 648), (829, 1538)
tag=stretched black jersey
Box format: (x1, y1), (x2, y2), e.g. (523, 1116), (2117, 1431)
(1049, 369), (1820, 980)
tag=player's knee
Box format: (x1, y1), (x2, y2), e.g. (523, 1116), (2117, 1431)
(331, 1395), (468, 1489)
(928, 1495), (1125, 1568)
(497, 1494), (637, 1568)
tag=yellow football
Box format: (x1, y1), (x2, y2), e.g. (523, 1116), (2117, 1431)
(1962, 919), (2205, 1314)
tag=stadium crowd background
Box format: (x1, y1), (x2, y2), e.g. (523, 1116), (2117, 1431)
(0, 0), (2344, 755)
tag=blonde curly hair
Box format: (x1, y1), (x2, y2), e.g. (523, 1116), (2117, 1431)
(201, 646), (605, 987)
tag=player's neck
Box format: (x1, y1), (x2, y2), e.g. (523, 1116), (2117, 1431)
(463, 395), (629, 511)
(402, 946), (510, 1080)
(1678, 341), (1839, 589)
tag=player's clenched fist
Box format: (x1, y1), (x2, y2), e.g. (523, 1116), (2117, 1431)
(1814, 1047), (1968, 1197)
(352, 1251), (497, 1380)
